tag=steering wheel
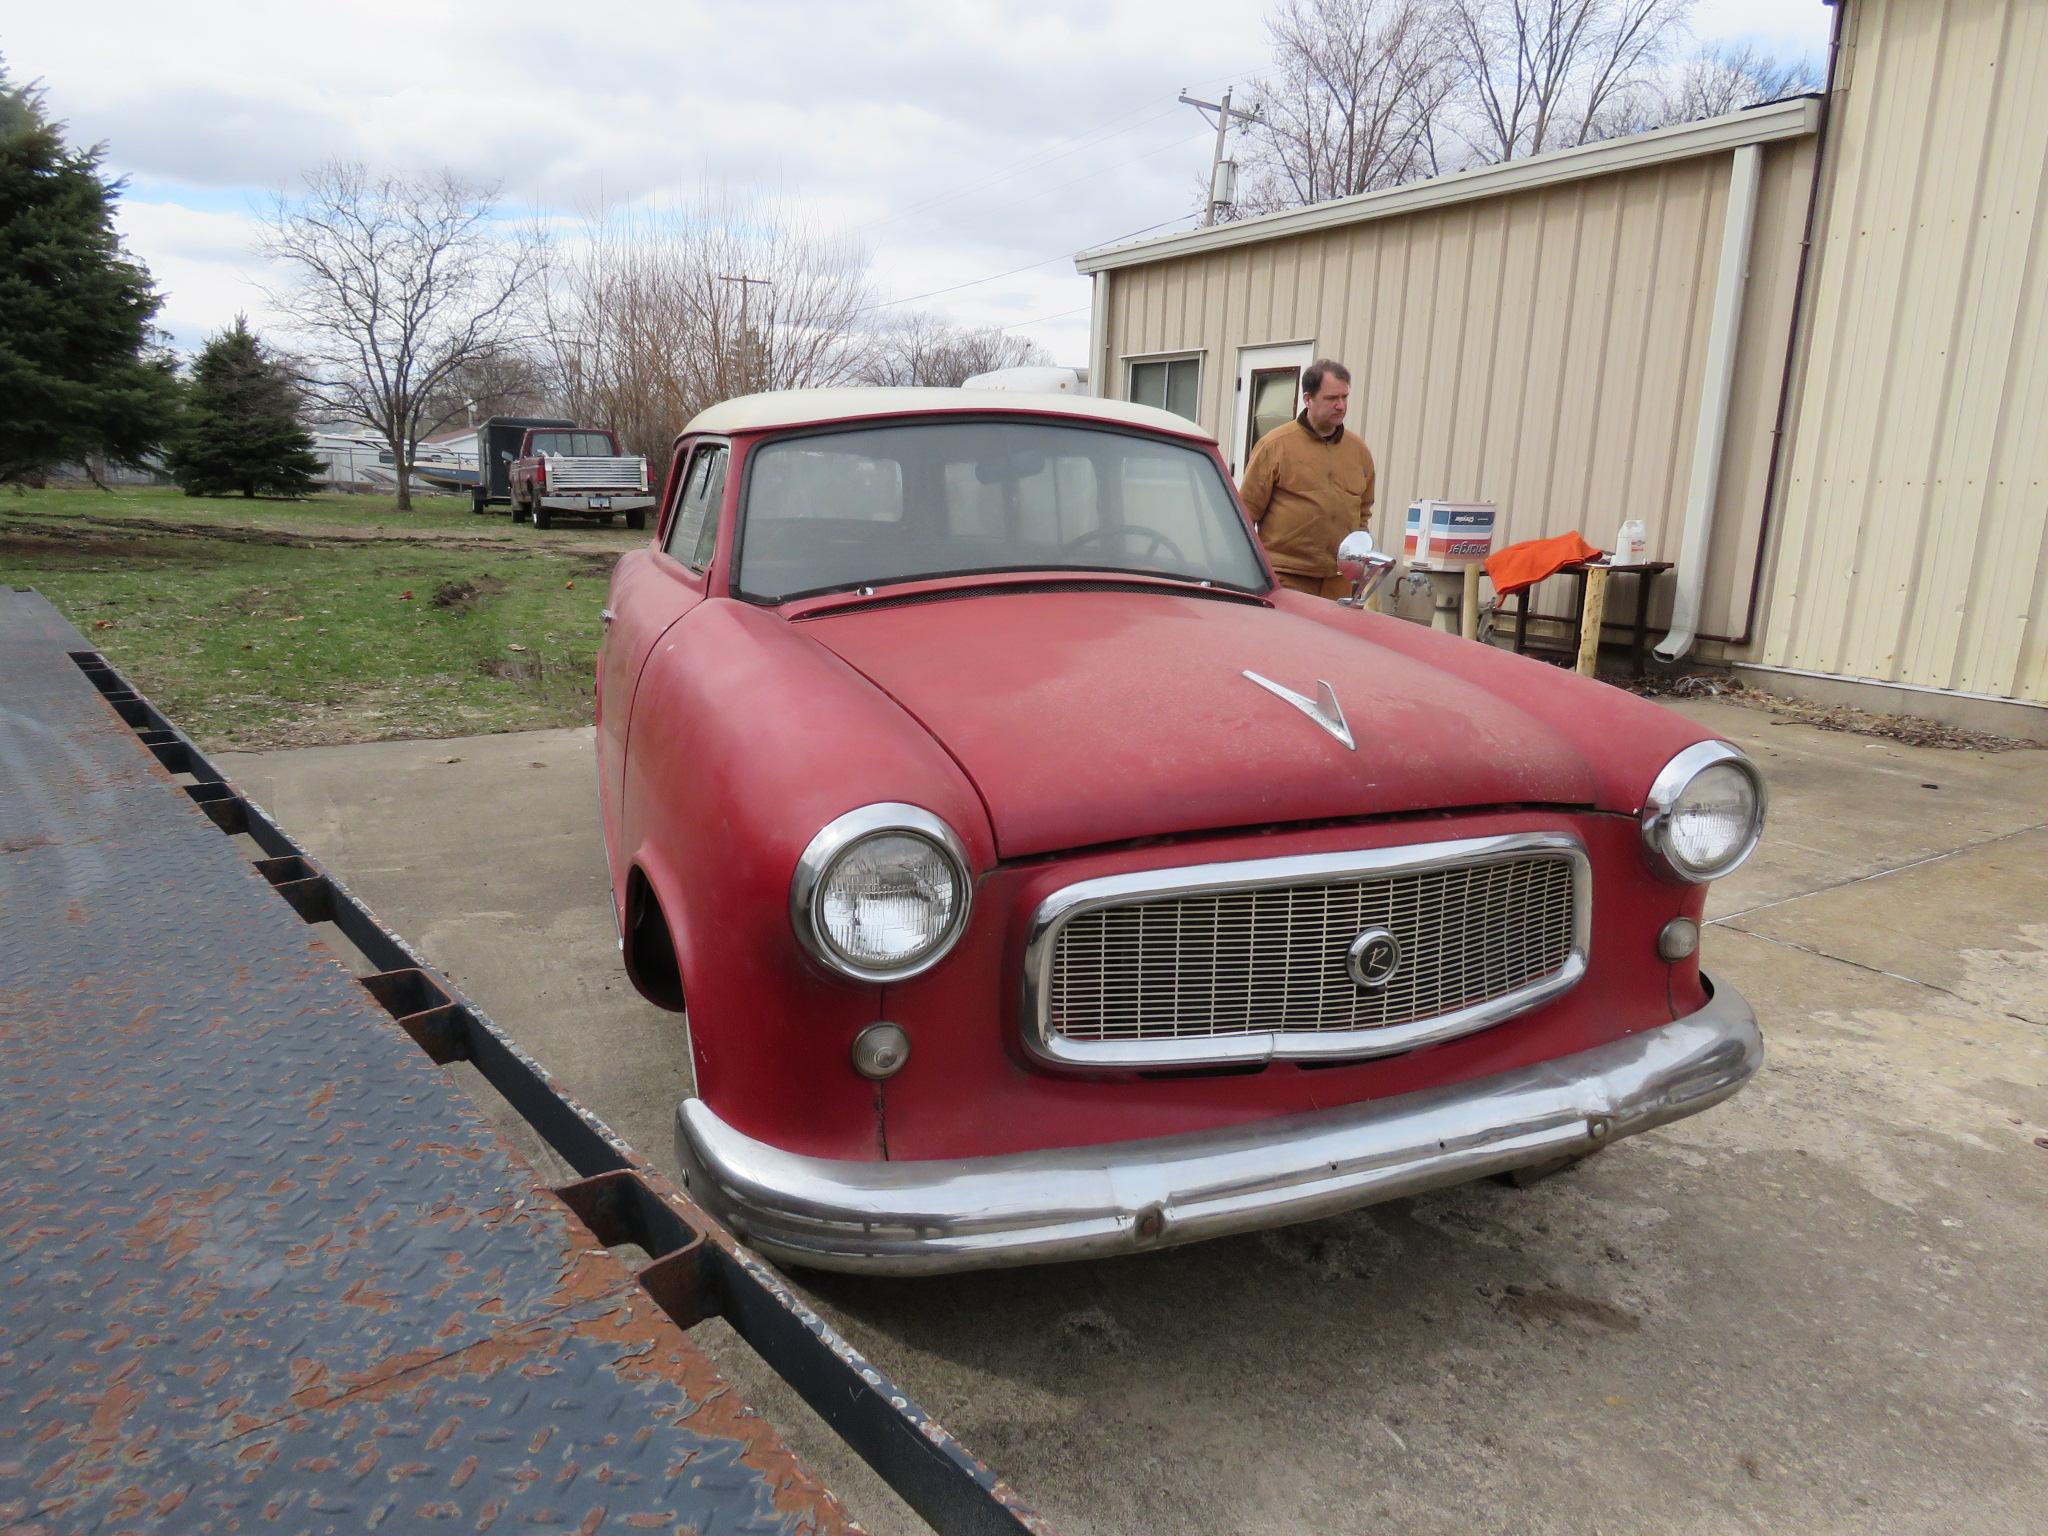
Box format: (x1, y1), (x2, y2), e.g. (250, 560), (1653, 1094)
(1060, 523), (1188, 566)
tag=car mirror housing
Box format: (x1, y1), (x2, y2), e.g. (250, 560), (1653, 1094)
(1336, 530), (1395, 609)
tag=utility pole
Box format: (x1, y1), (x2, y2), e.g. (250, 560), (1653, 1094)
(1179, 87), (1263, 226)
(717, 273), (773, 392)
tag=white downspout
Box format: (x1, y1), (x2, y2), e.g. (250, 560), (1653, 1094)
(1656, 143), (1762, 663)
(1088, 271), (1110, 397)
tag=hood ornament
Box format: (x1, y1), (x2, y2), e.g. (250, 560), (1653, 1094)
(1242, 671), (1355, 751)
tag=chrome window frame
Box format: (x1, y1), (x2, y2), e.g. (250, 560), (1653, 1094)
(1020, 831), (1591, 1072)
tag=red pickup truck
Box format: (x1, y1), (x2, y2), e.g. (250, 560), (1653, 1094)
(503, 425), (655, 529)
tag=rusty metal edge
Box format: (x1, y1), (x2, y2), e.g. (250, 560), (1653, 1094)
(64, 644), (1056, 1536)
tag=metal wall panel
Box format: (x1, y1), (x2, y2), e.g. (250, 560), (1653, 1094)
(1762, 0), (2048, 702)
(1101, 136), (1817, 638)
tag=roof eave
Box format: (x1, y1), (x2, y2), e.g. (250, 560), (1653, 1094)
(1075, 97), (1822, 275)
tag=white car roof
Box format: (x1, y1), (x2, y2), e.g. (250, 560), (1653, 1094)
(679, 387), (1213, 442)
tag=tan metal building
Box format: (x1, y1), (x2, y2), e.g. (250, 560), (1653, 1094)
(1758, 0), (2048, 721)
(1076, 0), (2048, 734)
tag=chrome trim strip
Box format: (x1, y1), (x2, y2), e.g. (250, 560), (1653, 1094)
(789, 802), (973, 983)
(1641, 740), (1767, 883)
(675, 976), (1761, 1275)
(1241, 670), (1356, 750)
(1020, 831), (1591, 1071)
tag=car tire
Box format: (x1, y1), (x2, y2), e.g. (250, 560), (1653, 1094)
(626, 510), (646, 530)
(534, 504), (553, 530)
(470, 489), (488, 515)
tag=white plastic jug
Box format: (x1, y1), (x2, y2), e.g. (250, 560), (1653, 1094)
(1615, 519), (1649, 564)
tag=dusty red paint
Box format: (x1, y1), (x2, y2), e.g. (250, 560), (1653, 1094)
(597, 403), (1737, 1171)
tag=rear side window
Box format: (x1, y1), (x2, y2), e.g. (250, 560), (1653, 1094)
(663, 444), (728, 570)
(528, 431), (616, 456)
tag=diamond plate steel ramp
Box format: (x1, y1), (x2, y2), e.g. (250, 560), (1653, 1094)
(0, 589), (1052, 1536)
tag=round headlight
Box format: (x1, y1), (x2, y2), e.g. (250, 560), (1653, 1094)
(792, 804), (971, 981)
(1642, 742), (1766, 883)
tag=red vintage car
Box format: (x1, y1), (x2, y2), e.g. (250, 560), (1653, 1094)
(596, 389), (1765, 1274)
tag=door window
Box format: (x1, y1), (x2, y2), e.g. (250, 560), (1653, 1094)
(663, 444), (728, 570)
(1245, 367), (1300, 464)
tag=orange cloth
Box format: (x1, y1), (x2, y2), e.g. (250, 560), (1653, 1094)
(1484, 532), (1602, 599)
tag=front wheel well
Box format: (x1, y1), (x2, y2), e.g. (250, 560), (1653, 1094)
(623, 867), (686, 1012)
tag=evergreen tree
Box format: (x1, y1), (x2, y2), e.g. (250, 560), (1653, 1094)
(169, 318), (323, 498)
(1, 64), (178, 483)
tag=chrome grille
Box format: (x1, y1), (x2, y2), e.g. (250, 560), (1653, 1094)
(545, 457), (643, 490)
(1034, 839), (1586, 1066)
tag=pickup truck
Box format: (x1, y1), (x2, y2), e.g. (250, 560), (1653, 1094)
(503, 424), (655, 529)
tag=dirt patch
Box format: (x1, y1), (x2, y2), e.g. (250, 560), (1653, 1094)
(1631, 672), (2041, 752)
(478, 653), (545, 681)
(430, 575), (510, 613)
(1, 511), (627, 559)
(0, 528), (192, 564)
(1489, 1281), (1643, 1334)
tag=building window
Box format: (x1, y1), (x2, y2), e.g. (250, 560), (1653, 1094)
(1127, 355), (1201, 422)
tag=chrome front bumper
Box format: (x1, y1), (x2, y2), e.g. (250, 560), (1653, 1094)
(674, 977), (1761, 1275)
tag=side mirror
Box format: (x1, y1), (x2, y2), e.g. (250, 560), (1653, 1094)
(1336, 530), (1395, 609)
(500, 449), (514, 462)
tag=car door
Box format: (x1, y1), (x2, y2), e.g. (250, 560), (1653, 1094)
(597, 438), (730, 871)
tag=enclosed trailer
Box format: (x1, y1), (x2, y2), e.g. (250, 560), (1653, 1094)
(474, 415), (574, 509)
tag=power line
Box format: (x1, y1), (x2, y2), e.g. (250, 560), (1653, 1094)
(997, 304), (1090, 333)
(847, 62), (1271, 237)
(1005, 126), (1213, 208)
(851, 256), (1074, 316)
(854, 211), (1200, 319)
(847, 128), (1211, 321)
(851, 102), (1185, 236)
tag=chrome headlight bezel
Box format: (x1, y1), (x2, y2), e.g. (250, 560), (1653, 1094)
(1641, 740), (1767, 883)
(791, 803), (972, 982)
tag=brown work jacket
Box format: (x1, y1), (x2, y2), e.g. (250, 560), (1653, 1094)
(1238, 413), (1376, 579)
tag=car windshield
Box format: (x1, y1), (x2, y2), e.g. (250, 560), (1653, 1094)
(732, 419), (1270, 602)
(529, 431), (615, 456)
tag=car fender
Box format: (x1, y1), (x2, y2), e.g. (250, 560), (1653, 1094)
(620, 597), (995, 1159)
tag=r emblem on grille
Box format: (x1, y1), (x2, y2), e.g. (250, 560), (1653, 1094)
(1347, 927), (1401, 989)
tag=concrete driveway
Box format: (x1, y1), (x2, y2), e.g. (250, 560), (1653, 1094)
(222, 700), (2048, 1536)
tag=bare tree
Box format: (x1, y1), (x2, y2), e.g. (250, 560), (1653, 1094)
(542, 194), (875, 463)
(260, 163), (542, 509)
(1240, 0), (1460, 213)
(1449, 0), (1691, 162)
(418, 345), (554, 430)
(858, 311), (1052, 387)
(1665, 43), (1822, 122)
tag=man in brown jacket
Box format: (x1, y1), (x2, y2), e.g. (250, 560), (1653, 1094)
(1239, 359), (1376, 597)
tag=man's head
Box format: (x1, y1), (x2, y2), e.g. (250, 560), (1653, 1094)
(1301, 358), (1351, 438)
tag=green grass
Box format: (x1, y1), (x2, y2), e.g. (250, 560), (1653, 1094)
(2, 485), (645, 750)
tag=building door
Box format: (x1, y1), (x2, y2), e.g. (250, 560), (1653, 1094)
(1231, 342), (1314, 477)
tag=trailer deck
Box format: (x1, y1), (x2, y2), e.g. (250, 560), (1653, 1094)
(0, 589), (1047, 1535)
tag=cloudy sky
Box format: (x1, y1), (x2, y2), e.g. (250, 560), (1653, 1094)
(8, 0), (1831, 369)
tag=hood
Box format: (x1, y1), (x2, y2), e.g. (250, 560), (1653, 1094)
(800, 588), (1600, 858)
